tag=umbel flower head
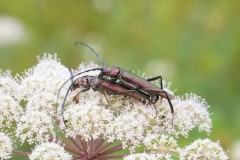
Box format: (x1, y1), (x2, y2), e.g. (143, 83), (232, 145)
(180, 139), (229, 160)
(29, 142), (72, 160)
(0, 54), (228, 160)
(0, 132), (13, 159)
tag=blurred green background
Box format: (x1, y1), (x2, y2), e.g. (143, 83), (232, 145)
(0, 1), (239, 159)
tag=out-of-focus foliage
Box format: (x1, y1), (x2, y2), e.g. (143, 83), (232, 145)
(0, 0), (239, 159)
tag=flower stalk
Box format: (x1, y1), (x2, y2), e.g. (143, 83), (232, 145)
(12, 150), (30, 156)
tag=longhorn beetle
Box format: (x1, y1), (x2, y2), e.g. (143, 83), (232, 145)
(60, 75), (157, 127)
(65, 75), (152, 106)
(58, 42), (175, 125)
(74, 42), (174, 110)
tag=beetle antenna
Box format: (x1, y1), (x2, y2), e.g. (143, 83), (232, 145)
(57, 68), (102, 109)
(61, 81), (76, 128)
(75, 41), (105, 67)
(68, 68), (74, 88)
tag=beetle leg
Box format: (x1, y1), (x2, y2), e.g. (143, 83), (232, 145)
(151, 103), (158, 118)
(147, 75), (163, 89)
(98, 86), (110, 104)
(142, 88), (174, 113)
(147, 76), (163, 103)
(140, 88), (174, 125)
(72, 88), (89, 103)
(165, 92), (174, 126)
(73, 92), (81, 103)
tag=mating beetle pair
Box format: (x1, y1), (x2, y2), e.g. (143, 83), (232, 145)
(59, 42), (175, 126)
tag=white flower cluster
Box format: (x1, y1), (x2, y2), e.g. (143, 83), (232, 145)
(127, 138), (229, 160)
(124, 153), (169, 160)
(164, 93), (212, 137)
(64, 99), (114, 141)
(143, 134), (178, 156)
(0, 70), (19, 96)
(29, 142), (72, 160)
(105, 104), (153, 152)
(0, 54), (228, 160)
(0, 95), (22, 129)
(0, 132), (13, 160)
(17, 54), (70, 116)
(0, 70), (22, 129)
(180, 139), (228, 160)
(12, 54), (71, 145)
(15, 109), (54, 144)
(64, 92), (158, 152)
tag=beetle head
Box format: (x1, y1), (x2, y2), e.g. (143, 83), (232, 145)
(72, 76), (90, 90)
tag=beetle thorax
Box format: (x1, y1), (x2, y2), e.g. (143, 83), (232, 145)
(108, 67), (120, 77)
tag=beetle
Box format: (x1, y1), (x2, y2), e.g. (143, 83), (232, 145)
(69, 76), (151, 104)
(58, 42), (175, 125)
(74, 42), (174, 112)
(60, 75), (159, 126)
